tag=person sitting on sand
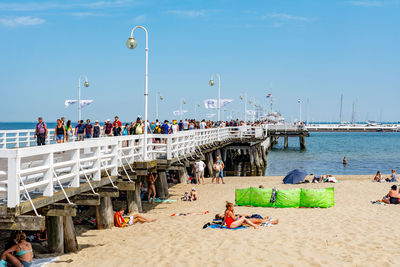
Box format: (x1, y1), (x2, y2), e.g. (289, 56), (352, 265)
(181, 192), (189, 201)
(389, 170), (397, 182)
(222, 202), (259, 229)
(374, 171), (383, 182)
(381, 185), (400, 204)
(114, 208), (155, 227)
(190, 188), (198, 201)
(1, 231), (33, 267)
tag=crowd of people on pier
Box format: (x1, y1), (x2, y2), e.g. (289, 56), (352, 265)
(34, 116), (261, 146)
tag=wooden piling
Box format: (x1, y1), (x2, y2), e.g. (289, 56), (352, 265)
(206, 152), (214, 178)
(300, 135), (306, 150)
(177, 167), (189, 184)
(63, 216), (78, 253)
(155, 171), (169, 198)
(95, 196), (114, 229)
(284, 136), (288, 149)
(126, 180), (142, 213)
(47, 216), (64, 253)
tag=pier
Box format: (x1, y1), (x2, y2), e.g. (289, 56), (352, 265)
(0, 124), (307, 253)
(307, 124), (400, 132)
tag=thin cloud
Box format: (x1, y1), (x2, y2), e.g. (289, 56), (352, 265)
(0, 16), (45, 26)
(0, 0), (133, 11)
(167, 10), (205, 18)
(133, 14), (147, 23)
(264, 13), (311, 22)
(70, 12), (108, 17)
(348, 0), (384, 6)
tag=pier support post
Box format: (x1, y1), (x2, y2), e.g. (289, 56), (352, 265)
(95, 196), (114, 229)
(47, 216), (64, 253)
(284, 136), (288, 149)
(155, 171), (169, 198)
(300, 135), (306, 150)
(206, 152), (214, 178)
(253, 147), (261, 172)
(249, 148), (256, 174)
(63, 216), (78, 253)
(177, 167), (189, 184)
(127, 180), (142, 213)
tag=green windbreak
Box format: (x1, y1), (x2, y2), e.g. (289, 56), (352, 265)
(251, 188), (274, 207)
(275, 189), (301, 208)
(300, 187), (335, 208)
(235, 188), (252, 206)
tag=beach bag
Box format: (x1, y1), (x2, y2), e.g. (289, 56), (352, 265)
(300, 187), (335, 208)
(275, 189), (301, 208)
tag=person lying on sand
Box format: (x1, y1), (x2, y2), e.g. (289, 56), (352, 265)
(114, 208), (155, 227)
(381, 185), (400, 204)
(222, 202), (279, 229)
(215, 213), (279, 225)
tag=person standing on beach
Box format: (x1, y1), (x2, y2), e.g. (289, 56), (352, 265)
(34, 117), (48, 146)
(84, 119), (93, 139)
(216, 156), (225, 184)
(53, 119), (66, 143)
(195, 160), (206, 185)
(148, 172), (158, 204)
(75, 120), (85, 141)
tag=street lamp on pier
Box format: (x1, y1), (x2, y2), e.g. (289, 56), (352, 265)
(298, 99), (302, 123)
(156, 92), (163, 121)
(78, 75), (89, 121)
(126, 25), (149, 160)
(209, 73), (221, 122)
(180, 98), (186, 120)
(240, 92), (247, 123)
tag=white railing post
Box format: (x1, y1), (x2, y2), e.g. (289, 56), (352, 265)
(43, 152), (54, 196)
(166, 135), (172, 160)
(71, 148), (80, 187)
(110, 143), (118, 176)
(93, 145), (101, 181)
(7, 155), (20, 208)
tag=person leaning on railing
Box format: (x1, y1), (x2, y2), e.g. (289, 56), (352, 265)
(34, 117), (48, 146)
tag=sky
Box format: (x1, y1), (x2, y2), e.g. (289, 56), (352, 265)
(0, 0), (399, 123)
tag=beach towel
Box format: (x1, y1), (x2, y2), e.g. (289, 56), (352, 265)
(205, 224), (248, 230)
(153, 198), (177, 203)
(171, 211), (209, 216)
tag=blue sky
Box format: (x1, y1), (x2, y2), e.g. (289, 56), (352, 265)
(0, 0), (399, 123)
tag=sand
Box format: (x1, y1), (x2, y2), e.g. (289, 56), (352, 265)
(48, 175), (400, 267)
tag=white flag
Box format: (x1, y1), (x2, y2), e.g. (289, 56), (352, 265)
(65, 100), (78, 108)
(206, 113), (216, 118)
(246, 110), (256, 116)
(65, 99), (93, 108)
(173, 110), (188, 116)
(80, 100), (93, 108)
(203, 99), (233, 109)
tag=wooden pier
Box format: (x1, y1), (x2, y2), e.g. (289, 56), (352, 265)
(0, 124), (307, 254)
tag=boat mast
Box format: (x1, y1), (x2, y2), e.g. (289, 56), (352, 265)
(351, 102), (356, 124)
(339, 94), (343, 123)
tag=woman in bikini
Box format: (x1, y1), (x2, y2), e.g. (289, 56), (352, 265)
(1, 231), (33, 267)
(222, 202), (259, 229)
(148, 172), (158, 204)
(382, 185), (400, 204)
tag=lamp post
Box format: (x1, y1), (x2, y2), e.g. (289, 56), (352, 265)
(298, 99), (302, 123)
(126, 25), (149, 160)
(180, 98), (186, 120)
(209, 73), (221, 122)
(240, 92), (247, 123)
(78, 75), (89, 121)
(156, 91), (163, 121)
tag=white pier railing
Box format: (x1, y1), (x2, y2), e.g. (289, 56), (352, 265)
(0, 126), (265, 208)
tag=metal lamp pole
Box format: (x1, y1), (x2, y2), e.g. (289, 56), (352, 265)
(298, 99), (302, 122)
(240, 92), (247, 123)
(180, 98), (186, 120)
(78, 75), (89, 122)
(156, 92), (163, 121)
(126, 25), (149, 160)
(195, 103), (200, 119)
(209, 73), (221, 122)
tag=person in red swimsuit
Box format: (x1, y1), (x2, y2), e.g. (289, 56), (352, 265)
(223, 202), (259, 229)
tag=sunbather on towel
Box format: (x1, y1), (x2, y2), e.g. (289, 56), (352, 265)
(381, 185), (400, 204)
(222, 202), (259, 229)
(114, 208), (155, 227)
(216, 212), (279, 225)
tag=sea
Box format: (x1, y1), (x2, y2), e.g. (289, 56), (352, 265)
(1, 122), (399, 176)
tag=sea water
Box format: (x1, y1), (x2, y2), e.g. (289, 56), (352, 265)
(266, 132), (400, 176)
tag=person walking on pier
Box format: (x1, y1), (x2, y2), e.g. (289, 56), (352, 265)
(34, 117), (48, 146)
(53, 119), (66, 143)
(65, 120), (73, 142)
(104, 119), (113, 136)
(75, 120), (85, 141)
(93, 120), (101, 138)
(84, 119), (93, 139)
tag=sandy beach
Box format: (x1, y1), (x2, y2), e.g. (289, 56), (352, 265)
(48, 175), (400, 267)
